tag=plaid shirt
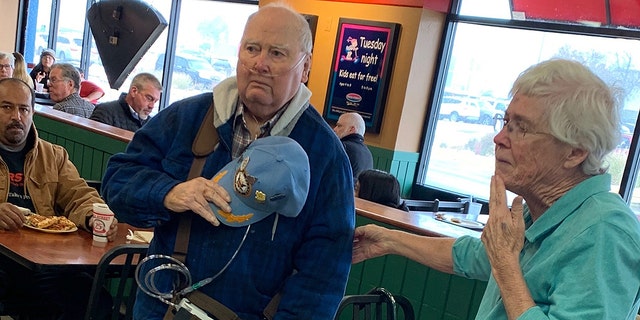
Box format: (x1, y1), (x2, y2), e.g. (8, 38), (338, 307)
(53, 92), (95, 118)
(231, 103), (286, 158)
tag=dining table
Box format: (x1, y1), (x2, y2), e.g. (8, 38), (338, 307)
(355, 197), (487, 239)
(0, 222), (150, 273)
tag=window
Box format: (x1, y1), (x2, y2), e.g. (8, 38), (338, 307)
(86, 0), (172, 107)
(26, 0), (53, 64)
(166, 1), (256, 105)
(22, 0), (257, 113)
(419, 0), (640, 215)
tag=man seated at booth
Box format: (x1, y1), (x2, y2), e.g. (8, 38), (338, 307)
(48, 63), (95, 118)
(90, 72), (162, 131)
(333, 112), (373, 181)
(0, 78), (118, 319)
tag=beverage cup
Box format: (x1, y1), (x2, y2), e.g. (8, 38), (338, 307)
(92, 203), (114, 247)
(466, 202), (482, 221)
(35, 82), (44, 93)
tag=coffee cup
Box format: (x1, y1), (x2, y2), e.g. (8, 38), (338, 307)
(92, 203), (114, 247)
(466, 202), (482, 221)
(35, 82), (44, 93)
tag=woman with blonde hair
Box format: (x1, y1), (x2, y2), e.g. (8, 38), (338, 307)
(12, 52), (34, 89)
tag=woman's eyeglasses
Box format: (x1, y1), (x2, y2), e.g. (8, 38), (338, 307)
(501, 118), (551, 140)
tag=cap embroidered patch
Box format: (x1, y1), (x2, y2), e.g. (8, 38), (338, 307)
(210, 136), (310, 226)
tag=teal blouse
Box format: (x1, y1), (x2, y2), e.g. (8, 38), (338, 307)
(453, 174), (640, 319)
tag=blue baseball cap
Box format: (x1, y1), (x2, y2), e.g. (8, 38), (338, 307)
(210, 136), (310, 226)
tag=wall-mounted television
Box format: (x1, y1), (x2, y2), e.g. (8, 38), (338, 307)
(87, 0), (167, 89)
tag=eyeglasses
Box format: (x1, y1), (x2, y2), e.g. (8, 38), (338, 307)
(501, 118), (551, 140)
(238, 46), (307, 78)
(47, 77), (69, 85)
(0, 64), (13, 70)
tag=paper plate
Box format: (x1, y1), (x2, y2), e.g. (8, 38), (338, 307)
(435, 215), (485, 230)
(23, 224), (78, 233)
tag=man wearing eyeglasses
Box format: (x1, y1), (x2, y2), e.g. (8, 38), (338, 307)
(48, 63), (95, 118)
(89, 72), (162, 131)
(0, 52), (14, 80)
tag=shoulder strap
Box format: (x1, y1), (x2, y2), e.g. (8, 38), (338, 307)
(174, 102), (218, 264)
(171, 103), (280, 319)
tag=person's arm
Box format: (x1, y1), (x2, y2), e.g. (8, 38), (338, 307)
(49, 144), (102, 229)
(81, 81), (105, 102)
(83, 91), (104, 103)
(101, 101), (202, 228)
(353, 224), (457, 274)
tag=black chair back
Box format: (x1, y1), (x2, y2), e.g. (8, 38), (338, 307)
(335, 287), (415, 320)
(403, 199), (440, 212)
(85, 244), (148, 320)
(404, 198), (470, 214)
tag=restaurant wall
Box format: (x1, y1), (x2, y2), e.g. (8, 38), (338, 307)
(259, 0), (445, 195)
(0, 0), (19, 51)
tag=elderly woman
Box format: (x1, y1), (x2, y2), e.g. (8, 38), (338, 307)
(353, 59), (640, 319)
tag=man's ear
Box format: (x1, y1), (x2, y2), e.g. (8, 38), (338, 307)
(301, 54), (312, 83)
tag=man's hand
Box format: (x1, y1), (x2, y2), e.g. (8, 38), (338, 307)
(36, 71), (45, 83)
(0, 203), (27, 230)
(163, 177), (232, 226)
(88, 216), (119, 241)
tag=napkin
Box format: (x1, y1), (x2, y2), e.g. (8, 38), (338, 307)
(127, 230), (154, 243)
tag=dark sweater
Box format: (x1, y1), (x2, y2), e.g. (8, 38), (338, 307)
(341, 133), (373, 180)
(90, 93), (146, 132)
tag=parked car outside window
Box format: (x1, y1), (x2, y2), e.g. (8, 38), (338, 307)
(155, 53), (226, 88)
(438, 96), (481, 123)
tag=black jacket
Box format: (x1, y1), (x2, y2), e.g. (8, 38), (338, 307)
(341, 133), (373, 180)
(90, 93), (147, 132)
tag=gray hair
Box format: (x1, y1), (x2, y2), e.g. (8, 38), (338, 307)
(130, 72), (162, 92)
(0, 52), (15, 67)
(249, 3), (313, 54)
(510, 59), (619, 175)
(51, 63), (81, 90)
